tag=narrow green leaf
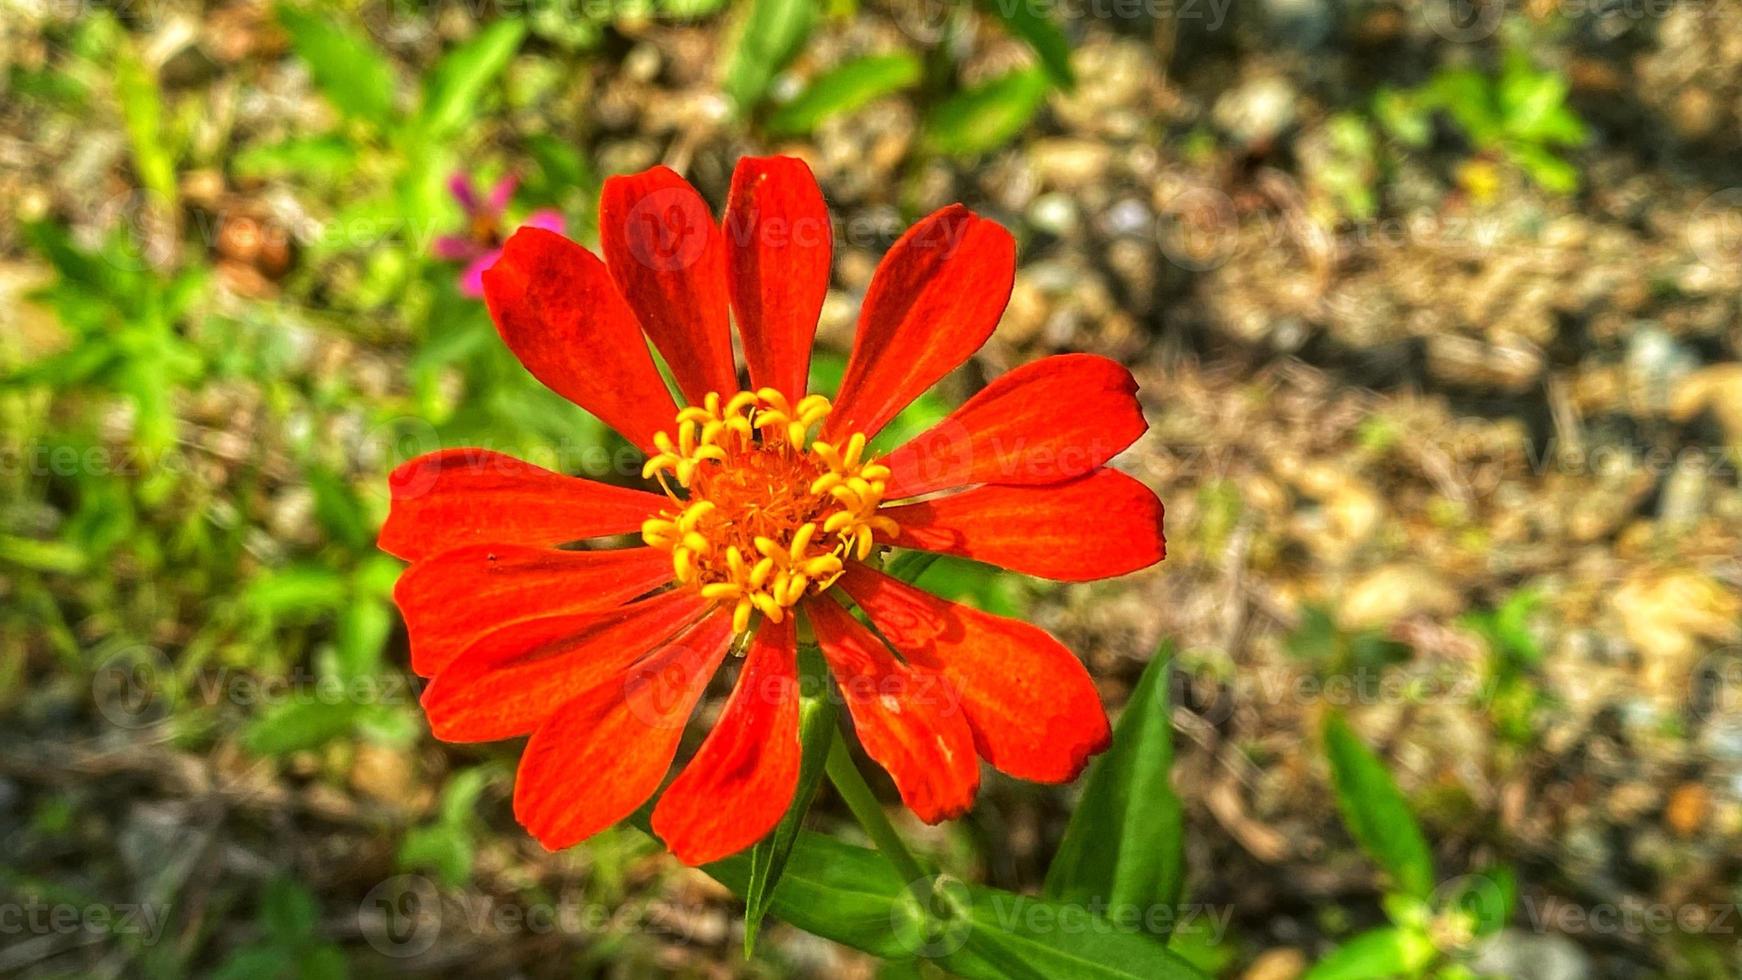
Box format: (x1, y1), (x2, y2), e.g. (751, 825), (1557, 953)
(708, 830), (1211, 978)
(0, 536), (90, 575)
(721, 0), (815, 112)
(243, 700), (363, 756)
(884, 550), (941, 585)
(706, 830), (914, 960)
(114, 36), (177, 207)
(233, 135), (357, 180)
(1044, 644), (1184, 929)
(418, 19), (527, 139)
(946, 890), (1211, 980)
(923, 67), (1049, 157)
(1302, 927), (1435, 980)
(1322, 712), (1436, 899)
(766, 54), (922, 136)
(975, 0), (1074, 89)
(275, 3), (395, 127)
(744, 643), (837, 954)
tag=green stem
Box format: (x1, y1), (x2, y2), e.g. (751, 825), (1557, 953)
(825, 737), (928, 884)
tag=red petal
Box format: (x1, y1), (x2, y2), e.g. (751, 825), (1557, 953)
(805, 597), (979, 822)
(652, 617), (801, 865)
(826, 206), (1015, 441)
(879, 354), (1147, 499)
(880, 470), (1165, 582)
(513, 609), (737, 851)
(724, 156), (831, 401)
(394, 545), (674, 677)
(481, 227), (679, 453)
(599, 166), (738, 404)
(377, 449), (663, 562)
(838, 564), (1111, 783)
(422, 590), (707, 742)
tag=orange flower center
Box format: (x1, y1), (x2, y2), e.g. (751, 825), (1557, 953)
(640, 390), (898, 634)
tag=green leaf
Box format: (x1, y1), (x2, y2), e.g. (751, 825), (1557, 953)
(399, 824), (474, 887)
(243, 700), (363, 756)
(417, 19), (526, 139)
(262, 878), (318, 945)
(242, 565), (348, 624)
(766, 54), (922, 136)
(275, 3), (395, 127)
(334, 598), (392, 680)
(706, 829), (915, 960)
(233, 135), (357, 181)
(923, 67), (1049, 157)
(946, 891), (1210, 980)
(0, 536), (90, 575)
(1322, 712), (1436, 899)
(1451, 865), (1516, 937)
(1505, 142), (1579, 195)
(884, 550), (941, 585)
(721, 0), (815, 112)
(1303, 927), (1435, 980)
(708, 831), (1210, 978)
(1044, 644), (1184, 928)
(114, 36), (177, 207)
(976, 0), (1073, 89)
(744, 643), (837, 954)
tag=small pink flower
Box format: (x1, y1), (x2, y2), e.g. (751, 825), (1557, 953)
(435, 173), (564, 298)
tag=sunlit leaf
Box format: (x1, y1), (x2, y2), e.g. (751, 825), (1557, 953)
(275, 3), (396, 127)
(418, 19), (527, 139)
(1302, 927), (1434, 980)
(1045, 644), (1184, 927)
(1322, 712), (1436, 899)
(767, 54), (922, 136)
(722, 0), (815, 112)
(923, 67), (1049, 157)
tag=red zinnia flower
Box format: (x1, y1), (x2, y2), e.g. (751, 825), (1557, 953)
(380, 157), (1165, 865)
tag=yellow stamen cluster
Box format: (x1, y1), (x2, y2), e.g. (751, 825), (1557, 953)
(641, 389), (899, 635)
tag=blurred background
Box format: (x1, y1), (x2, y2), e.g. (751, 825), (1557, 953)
(3, 0), (1742, 976)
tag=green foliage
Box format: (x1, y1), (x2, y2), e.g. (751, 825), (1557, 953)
(400, 768), (493, 886)
(1322, 712), (1436, 900)
(706, 830), (1210, 978)
(209, 879), (348, 979)
(1382, 49), (1587, 195)
(923, 67), (1051, 158)
(1462, 589), (1550, 747)
(743, 643), (838, 954)
(722, 0), (817, 112)
(1045, 645), (1185, 925)
(767, 54), (924, 136)
(275, 3), (396, 128)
